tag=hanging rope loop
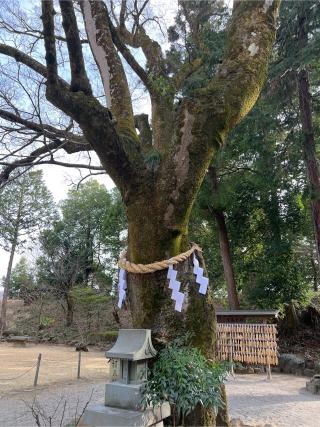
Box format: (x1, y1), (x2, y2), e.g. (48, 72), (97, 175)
(118, 243), (202, 274)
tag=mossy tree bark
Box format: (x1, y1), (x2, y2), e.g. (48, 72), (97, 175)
(0, 1), (280, 425)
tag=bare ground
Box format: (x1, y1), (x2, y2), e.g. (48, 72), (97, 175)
(0, 344), (319, 427)
(0, 343), (109, 395)
(226, 374), (320, 427)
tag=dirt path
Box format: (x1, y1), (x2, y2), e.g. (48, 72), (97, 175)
(226, 374), (320, 427)
(0, 343), (109, 394)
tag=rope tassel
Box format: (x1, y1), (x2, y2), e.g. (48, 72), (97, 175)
(117, 268), (127, 308)
(167, 264), (185, 312)
(193, 254), (209, 294)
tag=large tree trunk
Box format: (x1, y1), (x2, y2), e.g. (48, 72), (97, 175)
(297, 7), (320, 269)
(208, 167), (240, 310)
(126, 198), (216, 356)
(0, 237), (17, 333)
(125, 196), (222, 426)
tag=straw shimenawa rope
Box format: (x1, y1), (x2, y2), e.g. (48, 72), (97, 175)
(118, 243), (202, 274)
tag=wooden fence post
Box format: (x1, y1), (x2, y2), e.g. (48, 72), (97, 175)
(266, 359), (272, 380)
(77, 351), (81, 379)
(34, 353), (42, 387)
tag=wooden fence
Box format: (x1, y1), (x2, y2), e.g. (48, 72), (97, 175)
(216, 323), (278, 366)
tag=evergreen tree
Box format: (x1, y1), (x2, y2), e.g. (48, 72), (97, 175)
(0, 170), (56, 330)
(9, 256), (35, 300)
(36, 180), (125, 325)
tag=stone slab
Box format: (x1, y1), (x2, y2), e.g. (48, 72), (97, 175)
(81, 403), (170, 427)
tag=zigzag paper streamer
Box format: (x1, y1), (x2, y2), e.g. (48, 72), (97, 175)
(167, 264), (185, 312)
(193, 254), (209, 294)
(117, 268), (127, 308)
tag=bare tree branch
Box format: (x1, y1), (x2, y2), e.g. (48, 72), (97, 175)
(0, 108), (88, 147)
(0, 44), (69, 89)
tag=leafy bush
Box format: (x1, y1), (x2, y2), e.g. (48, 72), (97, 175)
(39, 315), (55, 328)
(141, 337), (229, 424)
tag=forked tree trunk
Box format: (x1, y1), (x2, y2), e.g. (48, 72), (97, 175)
(35, 2), (280, 425)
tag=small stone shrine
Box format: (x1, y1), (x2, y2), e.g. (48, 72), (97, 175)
(81, 329), (170, 426)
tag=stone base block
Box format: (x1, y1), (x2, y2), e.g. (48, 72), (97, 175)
(105, 382), (142, 410)
(306, 375), (320, 394)
(81, 402), (170, 427)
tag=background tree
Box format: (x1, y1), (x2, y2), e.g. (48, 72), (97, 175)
(0, 170), (55, 331)
(36, 180), (125, 325)
(186, 1), (320, 310)
(9, 256), (36, 301)
(273, 0), (320, 265)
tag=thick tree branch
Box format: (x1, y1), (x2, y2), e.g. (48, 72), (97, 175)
(38, 1), (144, 192)
(162, 0), (281, 232)
(118, 22), (165, 77)
(81, 0), (137, 140)
(134, 114), (152, 146)
(173, 58), (203, 91)
(108, 18), (152, 93)
(59, 0), (92, 94)
(41, 0), (58, 85)
(40, 0), (84, 119)
(200, 0), (281, 133)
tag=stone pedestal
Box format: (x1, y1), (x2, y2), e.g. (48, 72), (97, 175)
(81, 402), (170, 427)
(306, 374), (320, 394)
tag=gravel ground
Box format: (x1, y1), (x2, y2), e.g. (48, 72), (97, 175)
(0, 380), (106, 426)
(0, 373), (319, 426)
(226, 373), (320, 427)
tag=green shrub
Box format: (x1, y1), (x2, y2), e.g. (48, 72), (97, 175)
(141, 337), (229, 424)
(39, 315), (55, 327)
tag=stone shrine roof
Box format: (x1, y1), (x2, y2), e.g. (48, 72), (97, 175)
(106, 329), (157, 361)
